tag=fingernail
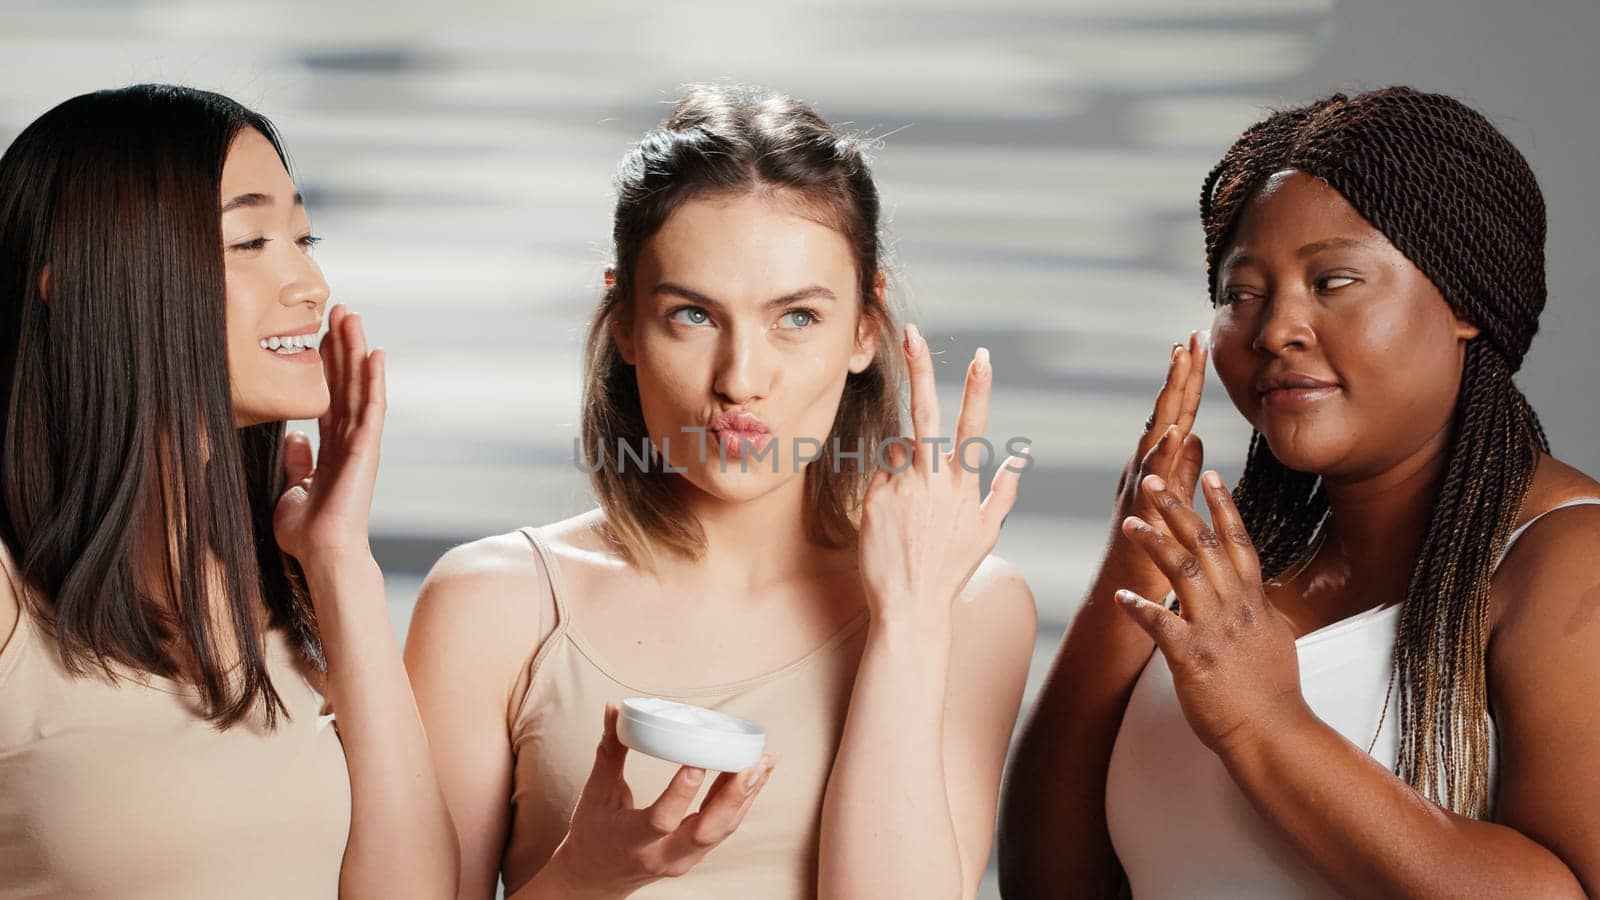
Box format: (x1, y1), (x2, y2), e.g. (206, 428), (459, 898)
(1115, 589), (1142, 606)
(745, 755), (773, 790)
(1203, 470), (1224, 491)
(973, 347), (990, 377)
(904, 323), (923, 357)
(1199, 329), (1212, 350)
(1171, 343), (1183, 361)
(1145, 474), (1167, 492)
(685, 767), (705, 786)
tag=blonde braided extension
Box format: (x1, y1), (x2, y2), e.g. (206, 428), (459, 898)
(1199, 87), (1549, 817)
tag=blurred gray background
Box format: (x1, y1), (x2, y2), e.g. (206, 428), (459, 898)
(2, 0), (1595, 895)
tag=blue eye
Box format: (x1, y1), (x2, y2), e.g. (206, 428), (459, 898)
(669, 307), (711, 327)
(780, 309), (817, 329)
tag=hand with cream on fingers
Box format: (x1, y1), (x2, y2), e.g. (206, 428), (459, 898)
(530, 704), (776, 899)
(1115, 470), (1310, 757)
(856, 323), (1026, 623)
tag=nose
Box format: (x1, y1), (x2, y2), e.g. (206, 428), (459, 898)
(712, 324), (775, 405)
(1251, 285), (1317, 355)
(278, 249), (329, 311)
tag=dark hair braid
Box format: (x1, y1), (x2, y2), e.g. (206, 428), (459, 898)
(1200, 87), (1548, 817)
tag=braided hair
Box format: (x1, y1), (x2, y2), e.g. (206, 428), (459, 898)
(1200, 86), (1549, 817)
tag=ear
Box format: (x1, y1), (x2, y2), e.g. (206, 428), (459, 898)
(848, 272), (886, 374)
(1454, 315), (1481, 341)
(610, 317), (637, 366)
(36, 264), (50, 306)
(603, 267), (639, 366)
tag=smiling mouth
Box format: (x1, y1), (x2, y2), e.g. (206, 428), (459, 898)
(259, 333), (318, 357)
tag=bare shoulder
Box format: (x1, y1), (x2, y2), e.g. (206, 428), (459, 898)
(417, 531), (544, 616)
(953, 554), (1038, 650)
(407, 509), (612, 657)
(1491, 454), (1600, 639)
(406, 531), (543, 674)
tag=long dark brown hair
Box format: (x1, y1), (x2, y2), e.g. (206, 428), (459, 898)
(0, 84), (320, 728)
(581, 84), (903, 569)
(1201, 86), (1549, 816)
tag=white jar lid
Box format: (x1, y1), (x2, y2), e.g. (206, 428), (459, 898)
(617, 697), (767, 772)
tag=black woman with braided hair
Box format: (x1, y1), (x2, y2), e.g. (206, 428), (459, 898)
(1000, 86), (1600, 898)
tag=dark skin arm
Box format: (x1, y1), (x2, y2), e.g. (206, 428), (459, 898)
(1116, 474), (1600, 899)
(997, 333), (1206, 897)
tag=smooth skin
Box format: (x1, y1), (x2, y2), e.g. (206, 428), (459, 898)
(405, 191), (1035, 900)
(1002, 170), (1600, 898)
(1, 128), (459, 898)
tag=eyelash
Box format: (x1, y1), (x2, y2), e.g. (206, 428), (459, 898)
(668, 306), (712, 327)
(780, 307), (821, 329)
(1220, 275), (1358, 304)
(665, 306), (823, 329)
(228, 234), (322, 253)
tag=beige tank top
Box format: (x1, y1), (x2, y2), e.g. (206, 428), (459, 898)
(501, 526), (870, 898)
(0, 544), (351, 900)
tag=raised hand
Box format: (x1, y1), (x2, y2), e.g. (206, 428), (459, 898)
(539, 704), (776, 897)
(856, 323), (1027, 623)
(273, 304), (386, 565)
(1115, 470), (1309, 756)
(1109, 330), (1209, 596)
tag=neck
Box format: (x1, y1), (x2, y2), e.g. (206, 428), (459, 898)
(1317, 424), (1454, 592)
(130, 489), (180, 610)
(663, 471), (849, 595)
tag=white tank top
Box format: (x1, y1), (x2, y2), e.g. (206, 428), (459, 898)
(1105, 497), (1600, 899)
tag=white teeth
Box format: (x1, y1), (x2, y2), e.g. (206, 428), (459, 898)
(260, 334), (316, 353)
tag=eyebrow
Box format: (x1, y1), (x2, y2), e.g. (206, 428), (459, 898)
(1294, 236), (1371, 257)
(220, 191), (305, 213)
(652, 282), (839, 308)
(1222, 235), (1373, 271)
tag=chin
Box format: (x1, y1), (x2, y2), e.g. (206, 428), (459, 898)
(236, 388), (331, 428)
(1255, 421), (1356, 476)
(678, 464), (795, 505)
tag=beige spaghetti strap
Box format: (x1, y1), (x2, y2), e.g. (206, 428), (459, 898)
(517, 525), (570, 627)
